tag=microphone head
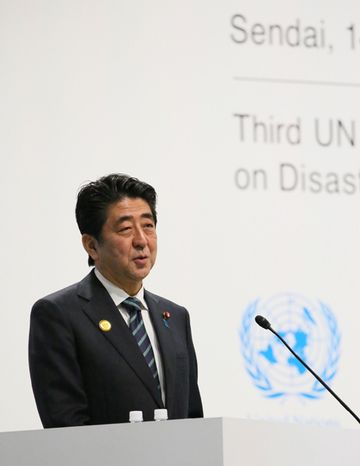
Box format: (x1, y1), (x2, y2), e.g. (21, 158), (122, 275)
(255, 315), (271, 330)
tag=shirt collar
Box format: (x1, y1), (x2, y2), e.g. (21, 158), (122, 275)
(94, 268), (147, 310)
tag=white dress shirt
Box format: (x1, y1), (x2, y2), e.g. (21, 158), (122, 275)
(94, 268), (165, 404)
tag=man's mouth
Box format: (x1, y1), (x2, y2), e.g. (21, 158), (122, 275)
(133, 255), (148, 264)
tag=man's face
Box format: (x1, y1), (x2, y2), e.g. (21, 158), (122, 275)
(83, 197), (157, 294)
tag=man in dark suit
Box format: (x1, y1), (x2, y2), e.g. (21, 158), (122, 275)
(29, 174), (203, 428)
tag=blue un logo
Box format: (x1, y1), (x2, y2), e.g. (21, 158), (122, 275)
(239, 293), (340, 399)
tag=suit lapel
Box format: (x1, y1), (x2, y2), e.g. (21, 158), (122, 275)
(145, 290), (177, 413)
(77, 271), (163, 408)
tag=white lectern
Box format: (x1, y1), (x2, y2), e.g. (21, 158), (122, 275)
(0, 417), (359, 466)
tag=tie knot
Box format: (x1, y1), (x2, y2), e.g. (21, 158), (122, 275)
(122, 297), (142, 315)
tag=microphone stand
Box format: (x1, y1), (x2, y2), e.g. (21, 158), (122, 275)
(255, 315), (360, 425)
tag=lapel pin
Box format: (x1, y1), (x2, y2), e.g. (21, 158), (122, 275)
(162, 311), (171, 328)
(99, 320), (112, 332)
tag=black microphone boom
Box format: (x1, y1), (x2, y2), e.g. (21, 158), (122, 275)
(255, 314), (360, 425)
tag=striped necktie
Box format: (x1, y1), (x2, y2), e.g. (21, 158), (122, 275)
(122, 297), (161, 392)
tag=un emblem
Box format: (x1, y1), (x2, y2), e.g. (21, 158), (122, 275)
(239, 293), (340, 399)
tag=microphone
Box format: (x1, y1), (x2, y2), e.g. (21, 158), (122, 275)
(255, 315), (271, 330)
(255, 314), (360, 424)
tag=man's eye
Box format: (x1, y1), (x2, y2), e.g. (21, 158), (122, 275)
(119, 226), (131, 233)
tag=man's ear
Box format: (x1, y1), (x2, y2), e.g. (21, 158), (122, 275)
(82, 234), (99, 262)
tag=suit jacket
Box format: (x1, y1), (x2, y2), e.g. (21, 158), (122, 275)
(29, 270), (203, 428)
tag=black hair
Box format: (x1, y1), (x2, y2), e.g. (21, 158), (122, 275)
(75, 173), (157, 266)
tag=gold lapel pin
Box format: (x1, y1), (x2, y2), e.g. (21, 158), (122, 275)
(99, 320), (112, 332)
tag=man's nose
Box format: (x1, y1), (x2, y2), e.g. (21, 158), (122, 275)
(133, 227), (147, 248)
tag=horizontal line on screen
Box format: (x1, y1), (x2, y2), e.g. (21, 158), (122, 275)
(233, 76), (360, 88)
